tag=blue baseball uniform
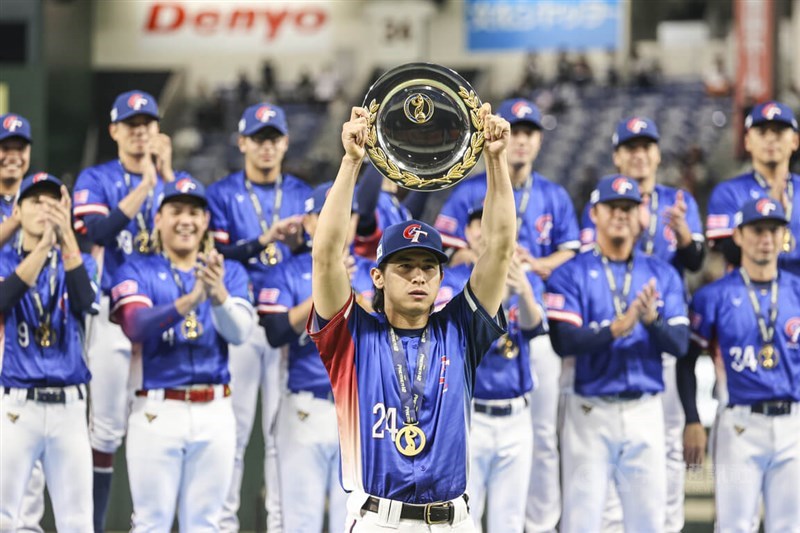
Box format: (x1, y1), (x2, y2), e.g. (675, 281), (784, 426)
(206, 171), (312, 276)
(308, 285), (505, 504)
(580, 184), (704, 275)
(110, 253), (252, 533)
(688, 270), (800, 531)
(545, 249), (688, 533)
(110, 254), (250, 389)
(0, 248), (99, 532)
(434, 173), (580, 255)
(706, 172), (800, 274)
(354, 191), (412, 259)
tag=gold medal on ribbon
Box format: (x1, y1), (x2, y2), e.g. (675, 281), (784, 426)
(182, 312), (203, 341)
(134, 229), (151, 254)
(260, 242), (281, 266)
(758, 344), (779, 369)
(783, 231), (793, 253)
(499, 335), (519, 359)
(34, 324), (55, 348)
(395, 424), (426, 457)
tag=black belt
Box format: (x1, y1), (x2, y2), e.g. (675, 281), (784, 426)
(603, 391), (644, 401)
(3, 385), (85, 404)
(742, 400), (794, 416)
(474, 397), (528, 417)
(362, 495), (468, 525)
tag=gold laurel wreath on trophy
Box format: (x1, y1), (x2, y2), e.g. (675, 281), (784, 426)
(366, 87), (485, 190)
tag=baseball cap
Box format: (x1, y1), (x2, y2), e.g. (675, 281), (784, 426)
(17, 172), (63, 203)
(590, 174), (642, 206)
(0, 113), (32, 143)
(612, 117), (660, 148)
(158, 176), (207, 209)
(110, 90), (160, 123)
(376, 220), (448, 266)
(744, 101), (798, 131)
(734, 198), (789, 227)
(238, 103), (288, 137)
(304, 182), (358, 215)
(496, 98), (543, 129)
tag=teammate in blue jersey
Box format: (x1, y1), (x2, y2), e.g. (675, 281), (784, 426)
(110, 177), (254, 532)
(0, 113), (48, 532)
(255, 183), (374, 532)
(207, 102), (312, 532)
(545, 175), (689, 533)
(0, 174), (99, 532)
(579, 116), (705, 532)
(353, 165), (412, 261)
(678, 198), (800, 532)
(706, 101), (799, 274)
(435, 97), (578, 532)
(0, 113), (31, 248)
(438, 201), (548, 532)
(71, 89), (188, 530)
(308, 105), (515, 530)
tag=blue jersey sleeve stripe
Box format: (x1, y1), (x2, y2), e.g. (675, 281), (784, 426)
(257, 303), (289, 314)
(110, 295), (153, 314)
(73, 203), (110, 217)
(668, 316), (690, 326)
(546, 310), (583, 327)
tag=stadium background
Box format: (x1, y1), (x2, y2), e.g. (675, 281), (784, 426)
(1, 0), (799, 531)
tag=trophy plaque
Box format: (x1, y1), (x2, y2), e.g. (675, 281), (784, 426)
(363, 63), (485, 191)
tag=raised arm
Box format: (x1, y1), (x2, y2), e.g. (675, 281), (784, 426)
(469, 105), (515, 314)
(311, 107), (368, 319)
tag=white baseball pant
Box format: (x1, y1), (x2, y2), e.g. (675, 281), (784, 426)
(127, 391), (236, 532)
(561, 393), (666, 533)
(525, 335), (561, 533)
(88, 295), (133, 453)
(714, 403), (800, 533)
(221, 326), (284, 532)
(468, 396), (532, 533)
(274, 391), (347, 532)
(0, 386), (93, 533)
(345, 491), (475, 532)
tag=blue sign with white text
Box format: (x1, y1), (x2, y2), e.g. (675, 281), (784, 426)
(466, 0), (622, 51)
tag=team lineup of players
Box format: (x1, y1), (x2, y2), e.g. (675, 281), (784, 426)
(0, 87), (798, 533)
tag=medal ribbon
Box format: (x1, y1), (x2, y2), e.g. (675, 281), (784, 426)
(30, 251), (59, 335)
(121, 162), (154, 244)
(594, 245), (634, 317)
(515, 174), (534, 236)
(640, 189), (659, 255)
(243, 174), (283, 236)
(388, 327), (432, 426)
(739, 268), (779, 345)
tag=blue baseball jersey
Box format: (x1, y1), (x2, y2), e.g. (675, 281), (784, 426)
(689, 270), (800, 405)
(1, 194), (15, 251)
(435, 263), (546, 399)
(308, 286), (506, 503)
(580, 185), (704, 275)
(255, 252), (375, 396)
(434, 172), (580, 256)
(72, 160), (189, 291)
(706, 172), (800, 274)
(545, 250), (688, 396)
(206, 171), (312, 276)
(110, 255), (251, 389)
(0, 249), (99, 387)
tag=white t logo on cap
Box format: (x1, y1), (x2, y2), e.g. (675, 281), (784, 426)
(403, 224), (428, 243)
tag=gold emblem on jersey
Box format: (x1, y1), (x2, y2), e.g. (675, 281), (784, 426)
(182, 312), (203, 341)
(395, 424), (427, 457)
(260, 242), (281, 266)
(403, 93), (434, 125)
(758, 344), (779, 369)
(134, 229), (151, 254)
(499, 334), (519, 359)
(34, 324), (55, 348)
